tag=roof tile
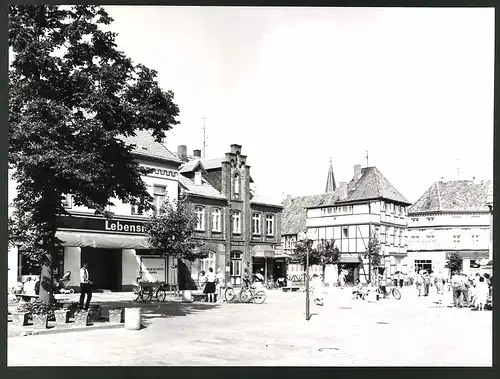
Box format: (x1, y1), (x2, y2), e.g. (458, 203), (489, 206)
(120, 130), (182, 163)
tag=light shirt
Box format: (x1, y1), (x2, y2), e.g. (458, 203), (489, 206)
(80, 267), (89, 283)
(206, 272), (216, 283)
(216, 272), (224, 284)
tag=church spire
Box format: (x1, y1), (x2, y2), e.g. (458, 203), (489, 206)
(325, 158), (336, 193)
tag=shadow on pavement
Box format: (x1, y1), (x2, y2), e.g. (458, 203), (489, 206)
(90, 301), (219, 327)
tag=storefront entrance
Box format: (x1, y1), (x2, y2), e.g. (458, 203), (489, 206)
(81, 248), (122, 290)
(340, 263), (360, 284)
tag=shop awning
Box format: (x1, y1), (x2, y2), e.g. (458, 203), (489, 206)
(340, 255), (362, 264)
(446, 251), (489, 259)
(251, 245), (275, 258)
(56, 231), (151, 249)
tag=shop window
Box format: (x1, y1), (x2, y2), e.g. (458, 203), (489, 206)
(266, 214), (274, 236)
(232, 211), (241, 234)
(470, 260), (480, 268)
(154, 185), (167, 212)
(195, 206), (205, 231)
(252, 213), (261, 235)
(414, 260), (432, 273)
(212, 208), (221, 232)
(20, 249), (64, 278)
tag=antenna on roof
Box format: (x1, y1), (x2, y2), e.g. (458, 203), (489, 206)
(365, 151), (369, 167)
(202, 117), (206, 158)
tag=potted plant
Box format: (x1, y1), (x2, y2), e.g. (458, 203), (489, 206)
(88, 304), (102, 322)
(31, 301), (53, 329)
(54, 309), (69, 325)
(74, 309), (90, 327)
(108, 308), (123, 324)
(12, 302), (31, 327)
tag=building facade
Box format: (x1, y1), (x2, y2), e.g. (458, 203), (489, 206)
(8, 130), (182, 291)
(175, 144), (284, 287)
(407, 179), (492, 275)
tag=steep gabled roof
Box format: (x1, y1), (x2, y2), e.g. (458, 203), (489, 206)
(281, 193), (340, 235)
(178, 174), (227, 200)
(120, 130), (182, 164)
(409, 180), (492, 213)
(343, 167), (410, 204)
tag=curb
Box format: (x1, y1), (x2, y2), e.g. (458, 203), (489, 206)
(9, 322), (125, 337)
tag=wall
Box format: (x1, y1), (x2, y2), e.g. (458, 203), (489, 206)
(122, 249), (139, 290)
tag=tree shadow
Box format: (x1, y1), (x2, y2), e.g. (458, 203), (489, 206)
(91, 300), (219, 328)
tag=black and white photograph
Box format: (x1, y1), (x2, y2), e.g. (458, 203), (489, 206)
(7, 5), (493, 366)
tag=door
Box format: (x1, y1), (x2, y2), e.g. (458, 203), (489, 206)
(81, 248), (122, 290)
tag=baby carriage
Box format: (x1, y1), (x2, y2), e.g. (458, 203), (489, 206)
(55, 271), (74, 294)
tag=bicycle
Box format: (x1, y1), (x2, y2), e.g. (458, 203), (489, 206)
(132, 281), (167, 302)
(225, 284), (267, 304)
(265, 280), (278, 290)
(377, 286), (401, 300)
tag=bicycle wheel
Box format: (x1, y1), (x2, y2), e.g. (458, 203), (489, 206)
(132, 286), (141, 302)
(253, 291), (267, 304)
(239, 289), (252, 303)
(156, 289), (167, 302)
(142, 288), (153, 302)
(391, 288), (401, 300)
(68, 288), (75, 295)
(225, 287), (235, 302)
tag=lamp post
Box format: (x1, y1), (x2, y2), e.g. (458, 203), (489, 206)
(298, 231), (314, 321)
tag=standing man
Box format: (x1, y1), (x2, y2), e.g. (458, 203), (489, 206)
(79, 262), (92, 310)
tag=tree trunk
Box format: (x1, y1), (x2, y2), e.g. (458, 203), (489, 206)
(38, 250), (54, 304)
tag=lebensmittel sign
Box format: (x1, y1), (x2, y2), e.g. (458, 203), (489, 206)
(141, 257), (167, 282)
(57, 215), (146, 235)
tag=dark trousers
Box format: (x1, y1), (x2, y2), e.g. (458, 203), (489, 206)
(79, 283), (92, 310)
(399, 279), (404, 288)
(423, 284), (430, 296)
(393, 279), (398, 287)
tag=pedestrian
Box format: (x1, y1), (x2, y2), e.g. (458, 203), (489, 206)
(416, 271), (423, 296)
(476, 276), (489, 311)
(338, 269), (345, 289)
(392, 272), (398, 288)
(79, 262), (92, 310)
(434, 271), (445, 303)
(352, 279), (364, 300)
(462, 273), (471, 307)
(204, 267), (216, 303)
(215, 268), (225, 303)
(423, 271), (431, 297)
(398, 271), (404, 288)
(311, 274), (324, 306)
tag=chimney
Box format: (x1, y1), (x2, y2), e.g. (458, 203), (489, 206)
(193, 149), (201, 158)
(230, 144), (242, 155)
(177, 145), (187, 161)
(353, 164), (362, 180)
(283, 194), (293, 206)
(338, 182), (347, 199)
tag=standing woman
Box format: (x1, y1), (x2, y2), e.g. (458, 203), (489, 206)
(204, 267), (217, 303)
(339, 269), (346, 289)
(215, 268), (225, 303)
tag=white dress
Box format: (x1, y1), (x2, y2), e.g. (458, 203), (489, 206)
(312, 278), (324, 303)
(476, 281), (489, 306)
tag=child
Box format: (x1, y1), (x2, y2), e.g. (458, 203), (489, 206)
(311, 274), (324, 306)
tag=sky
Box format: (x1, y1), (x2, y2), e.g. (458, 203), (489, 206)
(17, 7), (496, 206)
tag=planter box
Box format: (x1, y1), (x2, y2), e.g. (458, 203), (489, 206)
(108, 308), (123, 324)
(32, 314), (48, 329)
(11, 312), (29, 327)
(88, 306), (102, 322)
(74, 311), (89, 327)
(54, 309), (69, 325)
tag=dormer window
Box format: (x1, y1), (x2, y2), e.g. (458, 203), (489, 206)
(194, 171), (202, 186)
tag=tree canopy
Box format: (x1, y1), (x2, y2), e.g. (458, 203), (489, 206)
(446, 252), (463, 273)
(292, 238), (340, 267)
(143, 197), (207, 262)
(8, 5), (180, 302)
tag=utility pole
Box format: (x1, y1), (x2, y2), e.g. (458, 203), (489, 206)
(202, 117), (206, 158)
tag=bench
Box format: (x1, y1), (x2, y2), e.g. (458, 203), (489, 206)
(16, 294), (39, 302)
(282, 287), (301, 293)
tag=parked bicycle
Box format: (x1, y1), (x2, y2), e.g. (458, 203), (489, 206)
(377, 285), (401, 300)
(132, 280), (167, 302)
(225, 284), (267, 304)
(265, 280), (278, 290)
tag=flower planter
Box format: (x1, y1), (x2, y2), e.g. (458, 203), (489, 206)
(108, 308), (123, 324)
(88, 305), (102, 322)
(54, 309), (69, 325)
(11, 312), (29, 327)
(32, 314), (48, 329)
(74, 310), (89, 327)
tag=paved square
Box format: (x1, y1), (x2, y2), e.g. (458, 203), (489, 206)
(8, 287), (492, 366)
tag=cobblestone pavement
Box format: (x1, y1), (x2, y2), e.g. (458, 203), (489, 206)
(8, 286), (492, 366)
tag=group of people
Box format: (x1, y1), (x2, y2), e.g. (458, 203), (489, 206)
(450, 271), (491, 310)
(198, 267), (225, 302)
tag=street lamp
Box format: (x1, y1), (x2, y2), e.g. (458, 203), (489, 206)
(298, 231), (315, 321)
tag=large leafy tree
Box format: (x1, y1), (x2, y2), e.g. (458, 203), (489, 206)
(143, 196), (207, 262)
(446, 252), (463, 274)
(9, 5), (180, 303)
